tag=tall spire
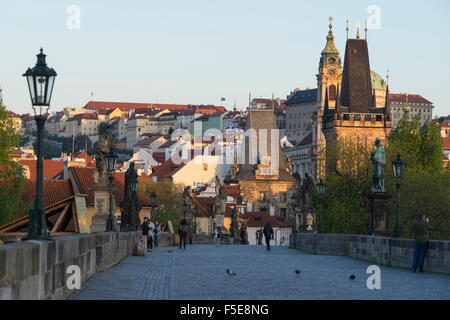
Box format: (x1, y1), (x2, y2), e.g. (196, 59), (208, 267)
(384, 71), (390, 116)
(384, 84), (390, 116)
(321, 17), (340, 55)
(233, 98), (237, 111)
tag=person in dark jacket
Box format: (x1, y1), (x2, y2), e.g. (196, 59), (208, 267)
(263, 222), (274, 252)
(411, 214), (431, 272)
(179, 219), (188, 250)
(142, 217), (152, 252)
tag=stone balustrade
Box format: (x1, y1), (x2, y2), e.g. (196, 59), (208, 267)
(290, 233), (450, 274)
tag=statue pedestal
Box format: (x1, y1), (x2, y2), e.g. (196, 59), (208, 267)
(367, 192), (392, 236)
(91, 188), (118, 233)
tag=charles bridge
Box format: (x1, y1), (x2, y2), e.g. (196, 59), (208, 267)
(0, 231), (449, 300)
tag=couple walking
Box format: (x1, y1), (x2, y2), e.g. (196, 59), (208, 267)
(141, 217), (161, 252)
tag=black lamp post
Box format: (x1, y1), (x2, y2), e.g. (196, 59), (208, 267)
(23, 48), (57, 240)
(317, 178), (325, 234)
(105, 150), (118, 232)
(182, 200), (187, 219)
(392, 153), (406, 238)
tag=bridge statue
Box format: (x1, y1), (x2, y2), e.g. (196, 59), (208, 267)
(370, 138), (386, 193)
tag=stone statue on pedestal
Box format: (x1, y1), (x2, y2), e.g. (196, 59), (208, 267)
(120, 162), (140, 231)
(370, 137), (386, 193)
(91, 126), (117, 233)
(367, 138), (391, 235)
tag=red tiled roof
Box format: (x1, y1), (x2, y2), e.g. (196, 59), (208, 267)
(443, 137), (450, 150)
(223, 185), (242, 204)
(74, 151), (96, 168)
(152, 152), (166, 164)
(389, 93), (432, 104)
(150, 158), (185, 181)
(441, 120), (449, 128)
(192, 196), (215, 217)
(69, 167), (151, 207)
(67, 113), (98, 122)
(245, 212), (293, 228)
(84, 101), (226, 114)
(19, 159), (65, 180)
(17, 179), (74, 218)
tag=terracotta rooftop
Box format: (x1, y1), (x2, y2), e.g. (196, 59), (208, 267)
(17, 179), (74, 219)
(389, 94), (432, 105)
(19, 159), (65, 180)
(443, 137), (450, 150)
(69, 166), (151, 207)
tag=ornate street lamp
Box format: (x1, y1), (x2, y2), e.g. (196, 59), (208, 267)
(392, 153), (406, 238)
(23, 48), (57, 240)
(105, 150), (117, 232)
(317, 178), (325, 234)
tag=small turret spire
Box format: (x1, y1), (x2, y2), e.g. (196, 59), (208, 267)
(346, 20), (349, 39)
(384, 84), (390, 117)
(364, 20), (368, 40)
(356, 22), (361, 39)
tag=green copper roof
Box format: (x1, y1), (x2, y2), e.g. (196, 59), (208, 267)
(370, 70), (387, 90)
(321, 30), (340, 55)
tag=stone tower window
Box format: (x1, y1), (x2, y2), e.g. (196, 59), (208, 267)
(329, 85), (336, 100)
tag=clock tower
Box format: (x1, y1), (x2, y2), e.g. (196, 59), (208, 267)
(317, 17), (342, 112)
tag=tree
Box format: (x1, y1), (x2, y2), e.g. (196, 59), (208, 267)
(0, 89), (26, 226)
(317, 114), (449, 239)
(137, 177), (184, 232)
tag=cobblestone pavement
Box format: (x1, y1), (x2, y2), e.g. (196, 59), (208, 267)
(68, 245), (450, 300)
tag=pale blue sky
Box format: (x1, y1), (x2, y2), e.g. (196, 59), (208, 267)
(0, 0), (449, 116)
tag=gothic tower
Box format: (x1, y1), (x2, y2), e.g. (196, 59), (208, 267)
(317, 17), (342, 112)
(322, 22), (392, 169)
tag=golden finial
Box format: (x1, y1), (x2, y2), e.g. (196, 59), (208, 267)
(329, 16), (333, 31)
(364, 20), (368, 40)
(346, 19), (349, 39)
(356, 22), (361, 39)
(386, 70), (390, 86)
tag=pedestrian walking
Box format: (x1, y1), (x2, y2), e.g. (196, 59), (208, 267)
(154, 220), (161, 248)
(257, 228), (263, 245)
(411, 214), (431, 272)
(141, 217), (152, 252)
(263, 222), (273, 252)
(179, 219), (188, 250)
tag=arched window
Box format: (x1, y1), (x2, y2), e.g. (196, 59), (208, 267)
(329, 85), (336, 100)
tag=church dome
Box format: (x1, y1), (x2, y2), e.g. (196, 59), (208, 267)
(370, 70), (387, 90)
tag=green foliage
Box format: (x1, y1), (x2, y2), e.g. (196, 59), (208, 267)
(0, 89), (26, 226)
(318, 115), (449, 239)
(319, 138), (372, 234)
(138, 178), (184, 232)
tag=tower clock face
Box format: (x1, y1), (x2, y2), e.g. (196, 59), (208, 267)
(328, 56), (336, 64)
(327, 68), (337, 78)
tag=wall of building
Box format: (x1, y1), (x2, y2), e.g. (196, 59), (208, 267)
(0, 232), (139, 300)
(290, 233), (450, 274)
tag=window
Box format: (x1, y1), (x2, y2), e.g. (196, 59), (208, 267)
(329, 85), (336, 100)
